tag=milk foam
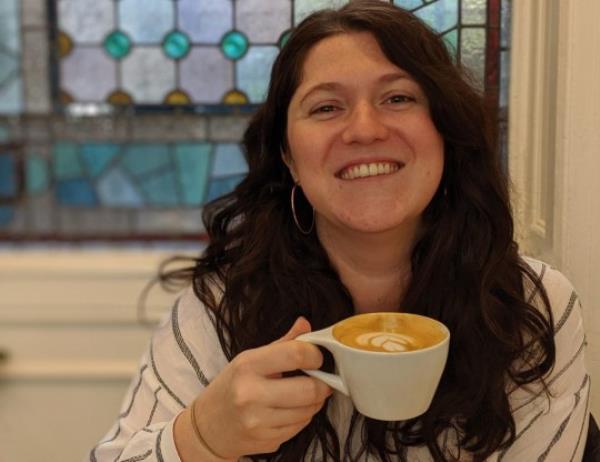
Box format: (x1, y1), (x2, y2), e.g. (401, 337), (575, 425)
(355, 332), (417, 352)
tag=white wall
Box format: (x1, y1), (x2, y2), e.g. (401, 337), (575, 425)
(510, 0), (600, 417)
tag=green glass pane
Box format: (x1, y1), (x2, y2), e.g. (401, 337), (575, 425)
(53, 142), (83, 179)
(279, 29), (292, 49)
(163, 30), (191, 60)
(442, 29), (458, 58)
(81, 143), (120, 178)
(104, 30), (132, 59)
(221, 30), (249, 61)
(121, 144), (170, 178)
(26, 155), (49, 194)
(140, 171), (179, 206)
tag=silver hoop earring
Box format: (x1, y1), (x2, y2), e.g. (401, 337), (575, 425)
(290, 183), (314, 235)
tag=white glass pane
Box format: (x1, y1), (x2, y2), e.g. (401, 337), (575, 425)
(294, 0), (349, 25)
(180, 47), (233, 104)
(462, 0), (486, 25)
(121, 48), (176, 103)
(393, 0), (423, 9)
(61, 47), (116, 101)
(0, 77), (22, 114)
(0, 49), (18, 84)
(460, 27), (485, 88)
(178, 0), (233, 44)
(119, 0), (174, 43)
(58, 0), (114, 43)
(237, 46), (279, 103)
(237, 0), (291, 43)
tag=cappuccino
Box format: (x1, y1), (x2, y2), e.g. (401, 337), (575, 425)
(332, 312), (446, 353)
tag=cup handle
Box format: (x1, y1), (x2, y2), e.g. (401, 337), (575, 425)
(295, 329), (350, 396)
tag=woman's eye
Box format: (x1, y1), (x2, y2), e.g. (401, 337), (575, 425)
(312, 105), (337, 114)
(387, 95), (415, 104)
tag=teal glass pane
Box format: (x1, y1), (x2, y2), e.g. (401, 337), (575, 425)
(414, 0), (458, 33)
(393, 0), (423, 9)
(81, 143), (120, 178)
(139, 171), (179, 206)
(294, 0), (348, 24)
(206, 175), (245, 202)
(212, 144), (248, 177)
(58, 0), (114, 43)
(237, 46), (279, 103)
(178, 0), (232, 44)
(236, 0), (291, 43)
(0, 154), (16, 198)
(163, 30), (191, 60)
(279, 30), (292, 49)
(174, 143), (212, 206)
(119, 0), (174, 43)
(0, 206), (14, 227)
(221, 31), (250, 61)
(53, 142), (83, 179)
(26, 155), (49, 194)
(104, 31), (132, 59)
(462, 0), (486, 25)
(56, 179), (97, 206)
(442, 29), (458, 57)
(97, 166), (144, 207)
(121, 144), (171, 178)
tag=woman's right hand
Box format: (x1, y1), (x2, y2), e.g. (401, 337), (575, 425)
(188, 317), (333, 460)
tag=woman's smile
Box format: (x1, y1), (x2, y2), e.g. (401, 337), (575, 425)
(337, 161), (404, 180)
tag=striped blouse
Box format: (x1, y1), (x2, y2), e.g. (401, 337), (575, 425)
(89, 258), (589, 461)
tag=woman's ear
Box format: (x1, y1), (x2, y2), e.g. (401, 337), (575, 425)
(281, 149), (298, 183)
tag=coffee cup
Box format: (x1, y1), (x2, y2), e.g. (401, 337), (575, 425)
(296, 312), (450, 421)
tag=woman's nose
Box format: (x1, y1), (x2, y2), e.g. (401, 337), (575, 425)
(341, 102), (390, 145)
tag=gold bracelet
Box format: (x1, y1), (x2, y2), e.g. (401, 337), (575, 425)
(189, 398), (230, 461)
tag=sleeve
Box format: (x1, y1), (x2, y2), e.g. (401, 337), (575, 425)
(489, 262), (590, 462)
(87, 287), (229, 462)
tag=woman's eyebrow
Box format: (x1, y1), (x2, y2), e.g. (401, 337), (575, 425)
(298, 72), (411, 105)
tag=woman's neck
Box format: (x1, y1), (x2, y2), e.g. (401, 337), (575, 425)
(316, 220), (418, 313)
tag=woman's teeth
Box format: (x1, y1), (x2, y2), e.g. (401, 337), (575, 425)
(339, 162), (400, 180)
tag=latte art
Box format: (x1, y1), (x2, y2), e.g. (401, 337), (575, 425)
(355, 332), (419, 352)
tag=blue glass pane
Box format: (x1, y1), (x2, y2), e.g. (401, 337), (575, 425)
(0, 49), (18, 84)
(0, 206), (14, 227)
(501, 0), (511, 48)
(121, 144), (171, 178)
(174, 143), (212, 206)
(0, 76), (22, 114)
(97, 166), (144, 207)
(53, 142), (82, 179)
(56, 179), (97, 206)
(212, 144), (248, 177)
(237, 46), (279, 103)
(206, 175), (245, 202)
(0, 154), (16, 198)
(393, 0), (423, 9)
(139, 171), (179, 206)
(26, 155), (49, 194)
(414, 0), (458, 33)
(0, 0), (20, 54)
(178, 0), (232, 43)
(294, 0), (348, 24)
(119, 0), (175, 43)
(81, 143), (120, 178)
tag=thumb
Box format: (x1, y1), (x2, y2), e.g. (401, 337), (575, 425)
(274, 316), (312, 343)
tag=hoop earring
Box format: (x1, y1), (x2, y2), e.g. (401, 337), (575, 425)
(290, 183), (314, 235)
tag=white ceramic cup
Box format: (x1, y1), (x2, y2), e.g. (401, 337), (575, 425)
(296, 312), (450, 421)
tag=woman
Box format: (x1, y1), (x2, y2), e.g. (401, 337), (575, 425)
(91, 1), (589, 461)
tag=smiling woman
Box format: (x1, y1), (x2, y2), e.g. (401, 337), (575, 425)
(90, 2), (589, 462)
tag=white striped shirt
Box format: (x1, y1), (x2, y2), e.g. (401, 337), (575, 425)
(88, 258), (589, 461)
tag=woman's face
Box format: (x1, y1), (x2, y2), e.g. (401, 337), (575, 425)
(285, 32), (444, 239)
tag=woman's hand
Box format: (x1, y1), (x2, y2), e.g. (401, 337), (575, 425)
(189, 317), (333, 460)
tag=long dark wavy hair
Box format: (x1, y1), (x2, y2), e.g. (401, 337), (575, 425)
(159, 1), (555, 460)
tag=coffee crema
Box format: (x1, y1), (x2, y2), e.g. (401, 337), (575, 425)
(332, 312), (447, 353)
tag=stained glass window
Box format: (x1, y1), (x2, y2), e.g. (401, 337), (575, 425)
(0, 0), (23, 114)
(0, 0), (511, 241)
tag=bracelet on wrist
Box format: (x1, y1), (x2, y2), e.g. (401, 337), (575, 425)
(190, 398), (232, 461)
